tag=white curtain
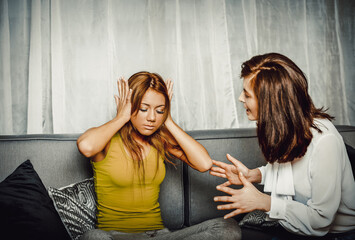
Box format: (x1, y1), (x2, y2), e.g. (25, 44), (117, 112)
(0, 0), (354, 134)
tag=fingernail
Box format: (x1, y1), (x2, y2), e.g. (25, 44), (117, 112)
(214, 197), (217, 201)
(217, 206), (221, 210)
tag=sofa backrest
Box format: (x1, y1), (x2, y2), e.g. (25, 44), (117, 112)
(0, 134), (90, 187)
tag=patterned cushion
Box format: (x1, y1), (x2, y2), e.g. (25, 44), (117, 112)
(239, 210), (279, 228)
(48, 178), (97, 240)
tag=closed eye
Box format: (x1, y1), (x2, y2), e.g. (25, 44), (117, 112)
(243, 89), (251, 98)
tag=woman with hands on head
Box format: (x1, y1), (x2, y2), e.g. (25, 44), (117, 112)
(77, 71), (240, 240)
(210, 53), (355, 239)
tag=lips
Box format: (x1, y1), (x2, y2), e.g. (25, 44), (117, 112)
(143, 125), (155, 130)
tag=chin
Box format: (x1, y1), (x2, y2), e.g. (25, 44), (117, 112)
(137, 129), (157, 136)
(246, 113), (257, 121)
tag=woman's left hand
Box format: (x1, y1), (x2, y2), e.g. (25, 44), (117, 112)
(214, 172), (271, 219)
(165, 79), (174, 123)
(166, 79), (174, 101)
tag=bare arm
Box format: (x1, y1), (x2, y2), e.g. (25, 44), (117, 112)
(164, 80), (212, 172)
(165, 119), (212, 172)
(77, 78), (132, 159)
(77, 118), (127, 158)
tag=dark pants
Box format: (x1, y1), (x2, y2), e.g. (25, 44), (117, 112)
(241, 225), (355, 240)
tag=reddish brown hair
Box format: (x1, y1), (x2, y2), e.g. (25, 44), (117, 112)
(241, 53), (333, 163)
(119, 71), (179, 180)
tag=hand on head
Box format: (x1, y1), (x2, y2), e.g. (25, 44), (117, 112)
(114, 77), (132, 123)
(165, 79), (174, 101)
(164, 79), (174, 124)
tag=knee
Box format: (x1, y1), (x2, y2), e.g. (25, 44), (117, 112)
(80, 229), (113, 240)
(211, 218), (241, 240)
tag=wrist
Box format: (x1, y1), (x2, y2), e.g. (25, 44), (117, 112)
(248, 168), (262, 183)
(164, 115), (174, 128)
(259, 193), (271, 212)
(113, 115), (130, 126)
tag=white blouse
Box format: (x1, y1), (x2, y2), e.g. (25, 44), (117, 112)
(259, 118), (355, 236)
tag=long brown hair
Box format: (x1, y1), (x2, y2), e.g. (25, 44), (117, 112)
(241, 53), (333, 163)
(119, 71), (179, 181)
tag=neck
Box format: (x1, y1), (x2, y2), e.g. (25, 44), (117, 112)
(132, 131), (149, 146)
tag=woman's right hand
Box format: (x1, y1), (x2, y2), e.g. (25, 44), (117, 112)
(114, 78), (132, 123)
(77, 78), (132, 159)
(210, 154), (251, 187)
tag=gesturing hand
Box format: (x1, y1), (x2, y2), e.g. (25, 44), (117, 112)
(114, 77), (132, 123)
(214, 172), (271, 219)
(210, 154), (251, 187)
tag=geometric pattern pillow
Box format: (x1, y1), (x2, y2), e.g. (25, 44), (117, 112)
(48, 178), (97, 240)
(239, 210), (279, 228)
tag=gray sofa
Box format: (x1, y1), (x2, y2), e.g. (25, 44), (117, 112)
(1, 126), (354, 239)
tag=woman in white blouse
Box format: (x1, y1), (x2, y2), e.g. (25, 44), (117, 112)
(210, 53), (355, 239)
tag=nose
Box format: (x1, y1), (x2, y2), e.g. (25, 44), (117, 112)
(147, 110), (156, 122)
(238, 92), (245, 103)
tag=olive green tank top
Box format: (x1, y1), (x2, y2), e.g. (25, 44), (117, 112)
(92, 133), (166, 233)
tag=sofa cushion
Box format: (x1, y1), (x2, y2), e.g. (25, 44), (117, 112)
(48, 178), (97, 240)
(0, 160), (71, 240)
(159, 160), (185, 230)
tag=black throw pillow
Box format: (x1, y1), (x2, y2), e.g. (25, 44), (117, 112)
(0, 160), (71, 240)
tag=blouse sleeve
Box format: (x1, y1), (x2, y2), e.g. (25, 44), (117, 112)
(268, 133), (343, 236)
(258, 165), (266, 185)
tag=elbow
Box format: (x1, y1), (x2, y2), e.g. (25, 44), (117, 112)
(197, 159), (213, 172)
(77, 139), (95, 158)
